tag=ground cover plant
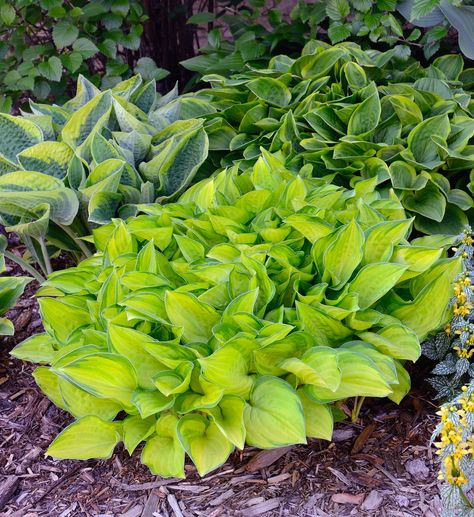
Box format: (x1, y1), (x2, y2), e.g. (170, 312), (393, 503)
(2, 41), (474, 281)
(10, 151), (461, 477)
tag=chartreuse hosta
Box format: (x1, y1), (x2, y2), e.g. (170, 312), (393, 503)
(12, 153), (461, 477)
(2, 42), (474, 279)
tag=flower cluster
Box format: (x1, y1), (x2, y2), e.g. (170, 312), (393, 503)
(433, 385), (474, 513)
(423, 228), (474, 400)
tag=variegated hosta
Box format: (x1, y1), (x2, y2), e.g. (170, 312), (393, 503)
(12, 153), (461, 477)
(0, 75), (209, 273)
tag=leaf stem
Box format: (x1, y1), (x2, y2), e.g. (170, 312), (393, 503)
(39, 238), (52, 276)
(4, 250), (46, 284)
(58, 223), (92, 258)
(351, 396), (366, 422)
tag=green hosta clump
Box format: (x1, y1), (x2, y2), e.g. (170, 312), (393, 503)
(12, 153), (461, 477)
(0, 74), (208, 274)
(184, 41), (474, 235)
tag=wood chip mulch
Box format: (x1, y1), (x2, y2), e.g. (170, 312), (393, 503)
(0, 252), (444, 517)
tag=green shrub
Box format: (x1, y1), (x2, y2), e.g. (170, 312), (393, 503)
(0, 0), (166, 111)
(184, 0), (474, 77)
(11, 153), (460, 477)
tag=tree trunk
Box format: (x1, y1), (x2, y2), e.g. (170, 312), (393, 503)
(140, 0), (197, 93)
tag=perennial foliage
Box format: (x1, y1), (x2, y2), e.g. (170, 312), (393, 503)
(12, 153), (461, 477)
(3, 42), (474, 278)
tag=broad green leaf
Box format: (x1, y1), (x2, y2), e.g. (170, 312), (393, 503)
(348, 263), (408, 309)
(388, 272), (452, 340)
(305, 349), (392, 403)
(39, 297), (91, 344)
(247, 78), (291, 107)
(244, 376), (306, 448)
(18, 142), (74, 179)
(123, 415), (155, 454)
(153, 362), (194, 396)
(46, 416), (121, 460)
(323, 220), (364, 289)
(53, 353), (138, 410)
(363, 219), (413, 264)
(388, 361), (411, 404)
(142, 414), (185, 478)
(109, 324), (166, 389)
(198, 339), (255, 398)
(62, 90), (113, 151)
(279, 346), (341, 390)
(0, 171), (79, 225)
(177, 414), (234, 476)
(11, 333), (55, 363)
(296, 301), (353, 346)
(348, 90), (381, 135)
(297, 389), (333, 440)
(406, 114), (450, 167)
(132, 389), (174, 418)
(359, 324), (421, 361)
(205, 395), (246, 449)
(165, 291), (220, 343)
(59, 377), (121, 420)
(0, 113), (43, 163)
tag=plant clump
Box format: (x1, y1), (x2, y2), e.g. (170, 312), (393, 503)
(12, 152), (461, 477)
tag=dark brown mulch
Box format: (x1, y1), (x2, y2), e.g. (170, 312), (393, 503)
(0, 251), (443, 517)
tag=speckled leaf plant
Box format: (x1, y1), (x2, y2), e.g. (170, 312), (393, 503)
(12, 152), (461, 477)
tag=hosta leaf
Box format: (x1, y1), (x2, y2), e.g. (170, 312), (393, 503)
(142, 414), (186, 478)
(406, 114), (450, 168)
(247, 77), (291, 107)
(388, 272), (452, 340)
(244, 376), (306, 448)
(59, 377), (121, 420)
(296, 301), (353, 346)
(122, 415), (155, 454)
(347, 90), (381, 135)
(132, 389), (174, 418)
(199, 339), (255, 398)
(0, 113), (43, 163)
(323, 219), (364, 289)
(279, 346), (341, 390)
(140, 126), (209, 198)
(297, 389), (334, 440)
(11, 333), (55, 363)
(17, 142), (74, 179)
(305, 349), (392, 403)
(109, 324), (165, 390)
(165, 291), (220, 343)
(177, 414), (234, 476)
(348, 262), (408, 309)
(205, 395), (246, 449)
(358, 324), (421, 361)
(62, 90), (113, 151)
(47, 416), (121, 461)
(53, 353), (138, 410)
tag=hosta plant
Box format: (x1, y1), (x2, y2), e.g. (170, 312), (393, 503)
(11, 153), (461, 477)
(3, 43), (474, 279)
(185, 42), (474, 235)
(0, 74), (208, 275)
